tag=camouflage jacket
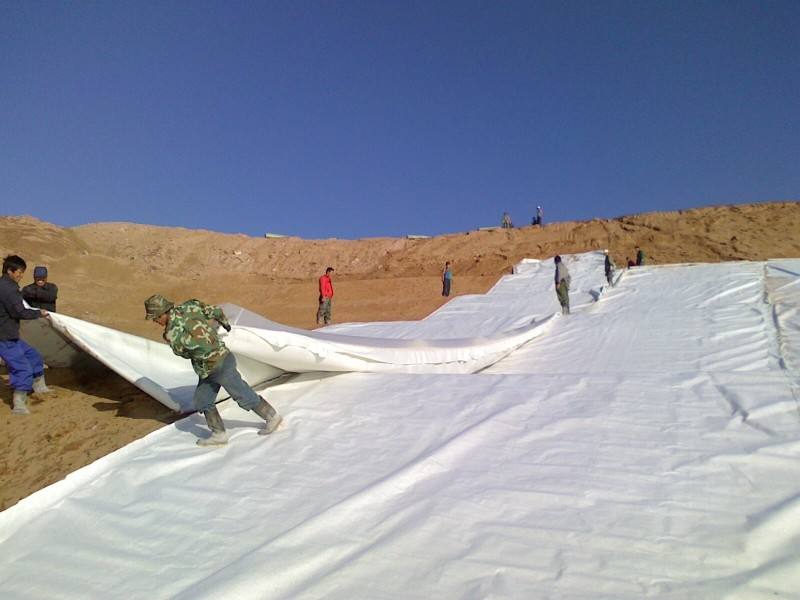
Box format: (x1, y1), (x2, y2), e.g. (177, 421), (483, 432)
(163, 300), (232, 379)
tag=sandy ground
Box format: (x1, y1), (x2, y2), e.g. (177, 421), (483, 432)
(1, 200), (799, 510)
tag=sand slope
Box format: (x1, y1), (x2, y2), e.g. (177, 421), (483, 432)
(1, 200), (798, 509)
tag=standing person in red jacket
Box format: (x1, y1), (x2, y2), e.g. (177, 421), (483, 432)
(316, 267), (335, 325)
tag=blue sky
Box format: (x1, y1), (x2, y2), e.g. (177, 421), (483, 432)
(2, 1), (798, 239)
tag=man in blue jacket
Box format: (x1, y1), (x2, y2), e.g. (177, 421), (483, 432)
(0, 255), (52, 415)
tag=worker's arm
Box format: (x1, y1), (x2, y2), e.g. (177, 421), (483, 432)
(202, 303), (232, 332)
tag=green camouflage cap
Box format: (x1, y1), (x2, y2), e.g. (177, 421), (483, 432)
(144, 294), (174, 320)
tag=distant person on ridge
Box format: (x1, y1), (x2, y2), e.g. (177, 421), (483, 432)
(501, 212), (513, 229)
(22, 266), (58, 312)
(144, 294), (282, 447)
(0, 255), (53, 415)
(317, 267), (335, 325)
(442, 261), (453, 297)
(533, 205), (543, 226)
(604, 250), (616, 286)
(636, 246), (645, 266)
(554, 255), (571, 315)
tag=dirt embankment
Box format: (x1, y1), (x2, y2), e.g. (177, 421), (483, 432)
(1, 200), (798, 510)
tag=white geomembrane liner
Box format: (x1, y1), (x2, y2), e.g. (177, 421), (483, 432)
(221, 251), (607, 373)
(1, 251), (799, 599)
(766, 259), (800, 372)
(28, 252), (606, 412)
(42, 313), (283, 412)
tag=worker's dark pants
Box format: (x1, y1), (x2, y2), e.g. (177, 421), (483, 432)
(193, 352), (261, 413)
(442, 278), (451, 297)
(317, 298), (332, 324)
(0, 339), (44, 392)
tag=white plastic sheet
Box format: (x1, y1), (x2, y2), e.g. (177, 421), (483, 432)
(486, 260), (782, 375)
(766, 259), (800, 372)
(20, 317), (101, 370)
(222, 252), (608, 373)
(222, 317), (554, 374)
(44, 312), (282, 412)
(1, 253), (798, 599)
(323, 251), (608, 338)
(26, 253), (607, 409)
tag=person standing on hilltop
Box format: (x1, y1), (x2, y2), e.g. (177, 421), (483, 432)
(144, 294), (282, 447)
(533, 205), (543, 226)
(636, 246), (645, 266)
(0, 255), (53, 415)
(442, 261), (453, 297)
(554, 255), (571, 315)
(501, 212), (513, 229)
(22, 266), (58, 312)
(317, 266), (335, 325)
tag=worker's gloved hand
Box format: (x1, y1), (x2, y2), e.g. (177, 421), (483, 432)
(213, 319), (232, 333)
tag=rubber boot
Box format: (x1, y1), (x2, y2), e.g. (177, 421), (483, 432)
(252, 397), (282, 435)
(197, 406), (229, 447)
(32, 375), (53, 395)
(12, 390), (30, 415)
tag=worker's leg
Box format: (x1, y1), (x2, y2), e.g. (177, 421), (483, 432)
(217, 353), (282, 435)
(193, 372), (227, 447)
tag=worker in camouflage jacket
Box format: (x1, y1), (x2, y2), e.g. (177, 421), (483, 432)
(145, 294), (282, 447)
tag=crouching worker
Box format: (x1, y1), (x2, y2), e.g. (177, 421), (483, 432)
(0, 255), (52, 415)
(145, 294), (282, 447)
